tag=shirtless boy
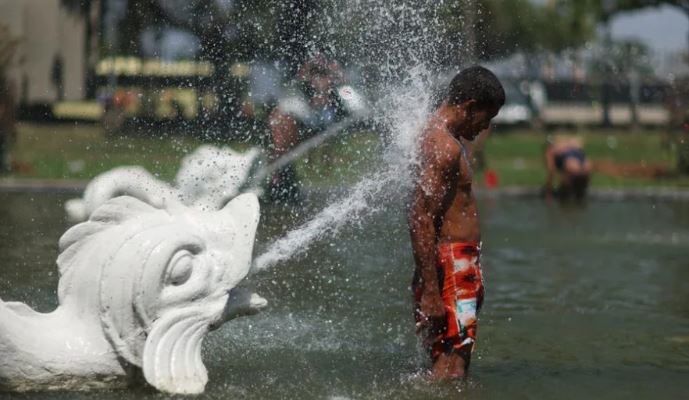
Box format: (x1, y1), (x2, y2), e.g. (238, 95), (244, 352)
(408, 66), (504, 379)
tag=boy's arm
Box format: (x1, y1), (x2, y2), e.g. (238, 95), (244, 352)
(408, 135), (459, 324)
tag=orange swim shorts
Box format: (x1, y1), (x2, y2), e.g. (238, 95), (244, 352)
(413, 241), (485, 360)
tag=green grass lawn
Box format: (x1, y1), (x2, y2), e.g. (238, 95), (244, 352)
(481, 129), (689, 188)
(6, 122), (382, 185)
(11, 123), (201, 181)
(4, 122), (689, 189)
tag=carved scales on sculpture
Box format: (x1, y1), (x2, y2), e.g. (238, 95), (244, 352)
(0, 194), (266, 394)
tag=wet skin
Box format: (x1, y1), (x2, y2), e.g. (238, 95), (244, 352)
(408, 100), (499, 379)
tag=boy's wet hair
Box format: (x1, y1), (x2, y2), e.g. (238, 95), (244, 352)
(446, 66), (506, 109)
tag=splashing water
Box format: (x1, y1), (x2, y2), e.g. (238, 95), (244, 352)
(253, 1), (467, 272)
(253, 67), (435, 272)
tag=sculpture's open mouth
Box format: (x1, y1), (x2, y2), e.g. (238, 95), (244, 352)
(221, 287), (268, 324)
(138, 193), (262, 395)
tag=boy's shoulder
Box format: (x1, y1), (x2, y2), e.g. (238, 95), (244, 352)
(421, 126), (462, 164)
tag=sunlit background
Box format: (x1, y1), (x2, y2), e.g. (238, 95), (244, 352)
(1, 1), (689, 399)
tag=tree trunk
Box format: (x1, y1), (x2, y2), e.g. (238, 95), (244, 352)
(629, 69), (640, 130)
(601, 18), (613, 128)
(85, 0), (101, 98)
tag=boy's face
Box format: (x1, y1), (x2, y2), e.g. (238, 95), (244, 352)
(455, 102), (500, 141)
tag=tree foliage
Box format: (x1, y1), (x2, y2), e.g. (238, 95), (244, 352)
(610, 0), (689, 17)
(436, 0), (601, 61)
(437, 0), (689, 61)
(59, 0), (689, 66)
(0, 24), (18, 152)
(60, 0), (93, 15)
(0, 24), (19, 76)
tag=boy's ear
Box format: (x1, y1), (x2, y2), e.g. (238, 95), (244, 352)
(462, 99), (478, 111)
(462, 99), (478, 115)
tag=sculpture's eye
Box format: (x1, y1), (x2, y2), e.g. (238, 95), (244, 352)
(167, 252), (194, 286)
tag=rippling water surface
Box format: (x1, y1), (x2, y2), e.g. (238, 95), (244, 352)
(1, 192), (688, 399)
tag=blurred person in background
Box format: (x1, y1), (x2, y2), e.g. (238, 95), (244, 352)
(543, 134), (592, 202)
(266, 52), (347, 201)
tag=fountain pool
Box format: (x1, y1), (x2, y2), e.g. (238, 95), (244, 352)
(1, 191), (688, 399)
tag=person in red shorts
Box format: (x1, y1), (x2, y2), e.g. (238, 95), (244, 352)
(408, 66), (504, 379)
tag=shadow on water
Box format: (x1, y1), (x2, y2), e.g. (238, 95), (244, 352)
(1, 192), (689, 399)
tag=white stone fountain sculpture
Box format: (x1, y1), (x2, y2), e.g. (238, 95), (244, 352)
(0, 193), (266, 394)
(64, 145), (263, 222)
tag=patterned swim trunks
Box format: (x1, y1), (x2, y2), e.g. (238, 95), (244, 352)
(413, 241), (485, 360)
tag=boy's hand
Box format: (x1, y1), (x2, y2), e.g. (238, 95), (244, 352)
(419, 291), (445, 318)
(416, 292), (447, 344)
